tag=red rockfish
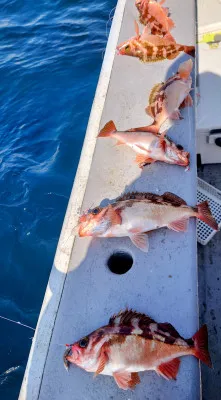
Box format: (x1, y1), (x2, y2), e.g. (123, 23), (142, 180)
(98, 120), (189, 168)
(136, 0), (175, 36)
(64, 309), (212, 390)
(117, 23), (195, 62)
(78, 192), (218, 252)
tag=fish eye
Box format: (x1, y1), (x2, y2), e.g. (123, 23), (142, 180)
(177, 144), (183, 150)
(125, 45), (130, 50)
(92, 207), (100, 215)
(79, 337), (89, 348)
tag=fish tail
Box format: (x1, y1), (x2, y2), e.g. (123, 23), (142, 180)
(98, 120), (117, 138)
(184, 45), (195, 58)
(192, 325), (212, 368)
(178, 59), (193, 80)
(195, 201), (218, 230)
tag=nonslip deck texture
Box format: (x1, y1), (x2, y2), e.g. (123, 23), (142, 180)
(23, 0), (199, 399)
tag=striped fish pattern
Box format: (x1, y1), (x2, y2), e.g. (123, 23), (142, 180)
(117, 24), (195, 63)
(136, 0), (175, 36)
(64, 309), (212, 390)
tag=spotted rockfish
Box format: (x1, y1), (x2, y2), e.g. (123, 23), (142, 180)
(117, 22), (195, 62)
(78, 192), (218, 252)
(135, 0), (175, 36)
(64, 309), (212, 390)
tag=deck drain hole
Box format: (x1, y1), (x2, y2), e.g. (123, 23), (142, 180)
(107, 252), (133, 274)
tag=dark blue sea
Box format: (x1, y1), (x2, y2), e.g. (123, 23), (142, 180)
(0, 0), (116, 397)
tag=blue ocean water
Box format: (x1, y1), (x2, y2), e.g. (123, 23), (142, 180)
(0, 0), (116, 397)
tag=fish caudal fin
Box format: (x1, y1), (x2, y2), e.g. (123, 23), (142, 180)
(98, 120), (117, 138)
(192, 325), (212, 368)
(156, 358), (181, 380)
(184, 45), (195, 58)
(196, 201), (218, 230)
(178, 59), (193, 80)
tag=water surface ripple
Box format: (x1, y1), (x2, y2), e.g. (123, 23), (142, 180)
(0, 0), (116, 397)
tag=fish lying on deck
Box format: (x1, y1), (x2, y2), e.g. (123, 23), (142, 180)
(117, 22), (195, 63)
(136, 0), (175, 36)
(78, 192), (218, 252)
(64, 309), (212, 390)
(131, 59), (194, 134)
(98, 120), (189, 168)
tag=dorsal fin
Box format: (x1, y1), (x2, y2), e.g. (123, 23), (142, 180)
(141, 30), (165, 46)
(117, 192), (163, 203)
(149, 82), (163, 105)
(109, 309), (155, 327)
(162, 192), (186, 206)
(116, 192), (187, 207)
(108, 309), (189, 346)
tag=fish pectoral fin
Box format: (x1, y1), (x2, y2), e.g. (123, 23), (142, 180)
(130, 233), (149, 252)
(168, 216), (189, 232)
(94, 347), (108, 376)
(113, 140), (125, 146)
(113, 371), (140, 390)
(135, 154), (155, 166)
(156, 358), (181, 380)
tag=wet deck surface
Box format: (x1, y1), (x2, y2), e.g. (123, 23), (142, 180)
(198, 164), (221, 400)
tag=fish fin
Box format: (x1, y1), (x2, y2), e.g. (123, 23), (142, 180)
(135, 154), (155, 165)
(184, 45), (195, 58)
(134, 20), (140, 38)
(98, 120), (117, 138)
(184, 94), (193, 107)
(107, 205), (122, 226)
(141, 30), (164, 46)
(113, 371), (140, 390)
(170, 110), (183, 120)
(129, 372), (140, 388)
(162, 192), (187, 206)
(168, 216), (189, 232)
(114, 140), (124, 146)
(178, 59), (193, 80)
(162, 6), (169, 16)
(196, 201), (218, 230)
(192, 325), (212, 368)
(94, 347), (108, 376)
(159, 0), (166, 5)
(167, 17), (175, 30)
(109, 309), (155, 327)
(149, 82), (163, 105)
(146, 104), (154, 117)
(164, 32), (176, 44)
(130, 233), (149, 252)
(156, 358), (181, 380)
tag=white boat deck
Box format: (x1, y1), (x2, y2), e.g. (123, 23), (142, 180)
(19, 0), (199, 399)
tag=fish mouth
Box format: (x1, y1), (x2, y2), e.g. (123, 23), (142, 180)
(63, 347), (72, 371)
